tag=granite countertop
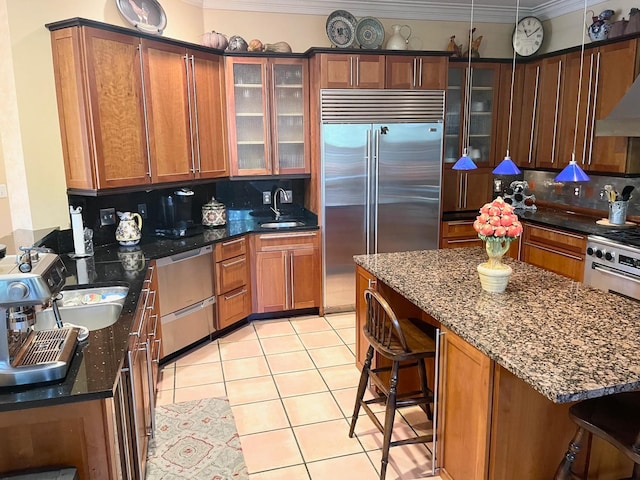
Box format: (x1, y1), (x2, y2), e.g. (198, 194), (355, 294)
(0, 209), (318, 411)
(354, 248), (640, 404)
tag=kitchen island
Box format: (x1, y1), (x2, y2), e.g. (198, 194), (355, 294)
(354, 247), (640, 480)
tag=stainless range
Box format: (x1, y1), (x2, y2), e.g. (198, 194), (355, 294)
(584, 231), (640, 301)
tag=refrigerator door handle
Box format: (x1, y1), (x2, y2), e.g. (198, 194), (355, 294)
(365, 128), (372, 255)
(374, 128), (381, 254)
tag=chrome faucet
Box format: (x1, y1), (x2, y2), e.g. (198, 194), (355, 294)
(271, 187), (289, 220)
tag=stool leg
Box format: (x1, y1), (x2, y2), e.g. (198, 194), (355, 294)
(349, 345), (374, 438)
(554, 427), (586, 480)
(632, 462), (640, 480)
(380, 360), (400, 480)
(417, 358), (432, 421)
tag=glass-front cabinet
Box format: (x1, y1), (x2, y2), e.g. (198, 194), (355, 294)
(225, 57), (309, 176)
(444, 63), (500, 169)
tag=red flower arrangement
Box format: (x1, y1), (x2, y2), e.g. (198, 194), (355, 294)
(473, 197), (523, 241)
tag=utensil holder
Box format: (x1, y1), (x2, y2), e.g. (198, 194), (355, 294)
(608, 201), (629, 225)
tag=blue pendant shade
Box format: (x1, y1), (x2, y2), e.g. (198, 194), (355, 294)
(554, 154), (590, 182)
(492, 155), (521, 175)
(452, 149), (478, 170)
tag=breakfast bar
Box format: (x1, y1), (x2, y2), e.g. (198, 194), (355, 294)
(354, 247), (640, 479)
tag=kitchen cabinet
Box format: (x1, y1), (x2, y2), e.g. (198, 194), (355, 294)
(215, 236), (251, 329)
(521, 223), (586, 282)
(512, 61), (542, 167)
(440, 220), (519, 258)
(385, 55), (447, 90)
(444, 63), (500, 168)
(494, 63), (525, 166)
(146, 264), (162, 392)
(225, 56), (309, 176)
(535, 55), (565, 170)
(442, 168), (494, 213)
(355, 265), (376, 370)
(251, 231), (320, 313)
(318, 53), (385, 89)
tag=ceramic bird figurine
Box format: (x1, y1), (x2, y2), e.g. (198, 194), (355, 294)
(463, 28), (483, 58)
(447, 35), (462, 57)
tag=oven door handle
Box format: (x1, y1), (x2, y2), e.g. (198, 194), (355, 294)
(592, 263), (640, 285)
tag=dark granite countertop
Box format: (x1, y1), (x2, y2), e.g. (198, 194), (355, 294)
(0, 209), (317, 411)
(354, 248), (640, 404)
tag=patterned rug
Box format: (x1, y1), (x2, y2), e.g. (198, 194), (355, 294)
(146, 397), (248, 479)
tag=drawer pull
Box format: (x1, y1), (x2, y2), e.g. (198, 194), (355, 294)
(224, 289), (247, 301)
(222, 258), (245, 268)
(259, 232), (316, 240)
(222, 238), (244, 247)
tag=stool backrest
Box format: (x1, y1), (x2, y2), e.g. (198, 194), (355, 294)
(364, 288), (410, 355)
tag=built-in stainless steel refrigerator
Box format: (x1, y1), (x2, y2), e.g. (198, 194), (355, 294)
(321, 89), (445, 312)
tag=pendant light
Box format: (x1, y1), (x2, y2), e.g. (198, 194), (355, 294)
(492, 0), (522, 176)
(452, 0), (478, 171)
(554, 0), (590, 183)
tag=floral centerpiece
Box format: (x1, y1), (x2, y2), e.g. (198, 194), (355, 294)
(472, 197), (523, 293)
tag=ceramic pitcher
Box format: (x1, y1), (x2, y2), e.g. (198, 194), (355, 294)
(386, 25), (411, 50)
(115, 211), (143, 246)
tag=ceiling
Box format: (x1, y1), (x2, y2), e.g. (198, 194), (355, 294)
(193, 0), (606, 23)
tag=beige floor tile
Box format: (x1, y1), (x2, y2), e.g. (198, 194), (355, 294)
(232, 399), (290, 435)
(332, 387), (386, 418)
(318, 364), (361, 390)
(254, 319), (296, 338)
(368, 443), (433, 480)
(399, 405), (434, 436)
(266, 350), (315, 374)
(157, 364), (175, 391)
(219, 324), (258, 343)
(324, 312), (356, 330)
(306, 452), (378, 480)
(219, 339), (264, 361)
(282, 392), (344, 426)
(240, 428), (304, 473)
(174, 382), (226, 403)
(155, 388), (173, 406)
(226, 376), (280, 405)
(260, 335), (305, 355)
(249, 464), (309, 480)
(174, 362), (223, 388)
(308, 345), (355, 368)
(290, 316), (332, 333)
(352, 412), (419, 451)
(336, 327), (356, 345)
(299, 330), (344, 349)
(174, 341), (220, 366)
(222, 355), (270, 381)
(274, 369), (328, 397)
(293, 418), (364, 462)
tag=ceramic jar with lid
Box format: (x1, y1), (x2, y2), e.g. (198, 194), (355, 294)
(202, 197), (227, 227)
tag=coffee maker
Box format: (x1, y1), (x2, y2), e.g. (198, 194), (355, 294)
(155, 188), (200, 238)
(0, 248), (78, 387)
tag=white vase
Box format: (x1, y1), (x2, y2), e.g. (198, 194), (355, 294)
(386, 24), (411, 50)
(477, 263), (512, 293)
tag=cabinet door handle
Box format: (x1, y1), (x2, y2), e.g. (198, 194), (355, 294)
(418, 58), (423, 87)
(524, 241), (584, 261)
(266, 63), (273, 172)
(365, 128), (372, 255)
(148, 313), (159, 338)
(153, 338), (162, 364)
(222, 238), (244, 247)
(374, 128), (380, 253)
(184, 54), (196, 174)
(529, 66), (540, 164)
(116, 371), (133, 480)
(581, 53), (595, 165)
(289, 252), (295, 308)
(143, 340), (156, 438)
(190, 54), (202, 173)
(588, 51), (601, 166)
(138, 44), (152, 178)
(126, 350), (144, 480)
(413, 58), (417, 88)
(458, 173), (464, 210)
(222, 258), (245, 268)
(284, 254), (290, 309)
(551, 60), (562, 165)
(356, 57), (360, 87)
(367, 278), (377, 289)
(130, 288), (149, 337)
(224, 289), (247, 301)
(350, 56), (354, 87)
(146, 290), (157, 312)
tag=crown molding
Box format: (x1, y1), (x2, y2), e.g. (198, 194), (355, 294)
(183, 0), (608, 23)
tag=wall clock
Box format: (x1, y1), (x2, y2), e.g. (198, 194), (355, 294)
(116, 0), (167, 35)
(513, 16), (544, 57)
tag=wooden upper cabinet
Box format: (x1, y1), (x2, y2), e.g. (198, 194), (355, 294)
(50, 26), (151, 190)
(442, 168), (494, 213)
(513, 61), (541, 168)
(535, 55), (565, 170)
(494, 63), (524, 166)
(319, 53), (385, 89)
(385, 55), (447, 90)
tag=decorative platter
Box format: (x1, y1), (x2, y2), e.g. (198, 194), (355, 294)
(116, 0), (167, 35)
(326, 10), (357, 48)
(356, 17), (385, 49)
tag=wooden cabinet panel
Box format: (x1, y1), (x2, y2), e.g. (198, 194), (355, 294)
(291, 247), (320, 310)
(216, 254), (248, 294)
(536, 56), (565, 169)
(218, 286), (251, 329)
(442, 168), (493, 213)
(439, 327), (493, 480)
(254, 250), (287, 312)
(319, 54), (385, 88)
(524, 223), (585, 255)
(513, 61), (541, 168)
(522, 224), (586, 282)
(385, 55), (447, 90)
(215, 236), (247, 262)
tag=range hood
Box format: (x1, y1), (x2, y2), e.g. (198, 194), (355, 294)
(596, 76), (640, 137)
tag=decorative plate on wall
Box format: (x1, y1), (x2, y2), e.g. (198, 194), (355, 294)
(116, 0), (167, 35)
(326, 10), (357, 48)
(356, 17), (384, 49)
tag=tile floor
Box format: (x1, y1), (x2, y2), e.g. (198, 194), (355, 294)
(157, 312), (441, 480)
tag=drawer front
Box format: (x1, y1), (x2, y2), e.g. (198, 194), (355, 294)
(524, 224), (586, 255)
(218, 287), (251, 329)
(440, 237), (483, 249)
(522, 243), (585, 282)
(441, 220), (478, 239)
(215, 236), (247, 262)
(216, 254), (249, 294)
(254, 231), (319, 252)
(160, 297), (216, 355)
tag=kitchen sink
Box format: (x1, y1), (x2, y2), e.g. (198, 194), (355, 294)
(260, 221), (306, 229)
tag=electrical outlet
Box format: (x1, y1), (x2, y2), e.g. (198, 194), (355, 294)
(574, 186), (582, 197)
(137, 203), (148, 219)
(100, 208), (116, 226)
(281, 190), (293, 204)
(262, 191), (271, 204)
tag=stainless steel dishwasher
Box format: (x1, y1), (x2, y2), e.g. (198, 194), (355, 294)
(156, 245), (216, 356)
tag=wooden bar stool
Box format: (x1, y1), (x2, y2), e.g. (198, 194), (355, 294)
(349, 288), (436, 480)
(555, 391), (640, 480)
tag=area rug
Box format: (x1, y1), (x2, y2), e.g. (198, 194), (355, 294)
(146, 397), (248, 479)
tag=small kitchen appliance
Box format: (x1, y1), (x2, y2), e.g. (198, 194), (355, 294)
(0, 249), (78, 387)
(156, 188), (200, 238)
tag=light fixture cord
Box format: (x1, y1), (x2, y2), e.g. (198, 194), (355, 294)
(506, 0), (521, 158)
(463, 0), (475, 154)
(572, 0), (588, 162)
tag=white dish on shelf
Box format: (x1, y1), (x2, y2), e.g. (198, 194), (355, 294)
(326, 10), (357, 48)
(355, 17), (385, 49)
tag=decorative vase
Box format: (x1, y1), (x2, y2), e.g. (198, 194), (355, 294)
(477, 238), (512, 293)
